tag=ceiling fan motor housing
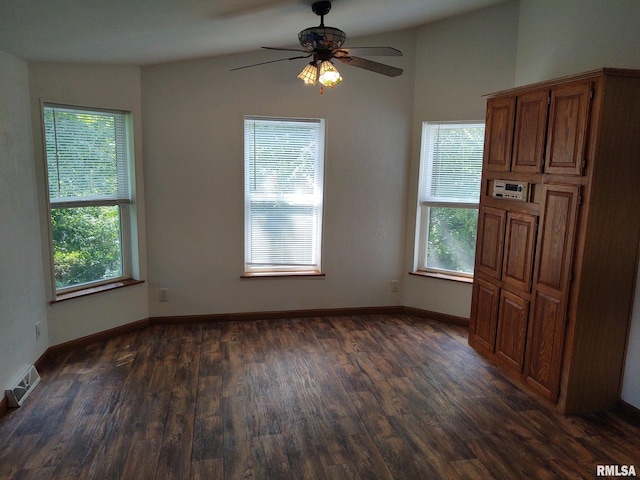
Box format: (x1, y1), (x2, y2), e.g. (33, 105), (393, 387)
(298, 26), (346, 51)
(299, 1), (345, 52)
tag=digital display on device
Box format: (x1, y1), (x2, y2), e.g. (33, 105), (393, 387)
(492, 180), (528, 201)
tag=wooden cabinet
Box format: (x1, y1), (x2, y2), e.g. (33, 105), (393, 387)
(483, 81), (592, 176)
(524, 184), (580, 401)
(483, 96), (515, 172)
(470, 207), (537, 368)
(469, 277), (500, 356)
(545, 82), (591, 175)
(469, 68), (640, 414)
(524, 289), (564, 399)
(512, 89), (548, 173)
(496, 290), (529, 374)
(531, 185), (580, 296)
(502, 212), (537, 292)
(475, 208), (537, 287)
(475, 207), (506, 279)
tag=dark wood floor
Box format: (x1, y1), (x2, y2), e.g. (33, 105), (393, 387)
(1, 314), (639, 479)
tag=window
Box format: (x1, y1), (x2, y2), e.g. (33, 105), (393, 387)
(415, 121), (485, 277)
(43, 104), (134, 293)
(244, 116), (325, 275)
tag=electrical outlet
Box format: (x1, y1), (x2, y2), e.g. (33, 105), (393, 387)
(35, 322), (41, 340)
(159, 288), (169, 302)
(390, 280), (398, 293)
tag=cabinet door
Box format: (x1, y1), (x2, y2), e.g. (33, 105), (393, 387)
(495, 291), (529, 374)
(525, 290), (565, 401)
(469, 277), (500, 356)
(544, 82), (592, 175)
(524, 184), (581, 401)
(475, 207), (506, 280)
(483, 96), (515, 172)
(512, 90), (549, 173)
(532, 185), (580, 295)
(502, 212), (537, 293)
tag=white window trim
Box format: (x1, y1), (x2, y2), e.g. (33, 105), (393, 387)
(243, 116), (326, 276)
(42, 102), (136, 295)
(415, 120), (484, 278)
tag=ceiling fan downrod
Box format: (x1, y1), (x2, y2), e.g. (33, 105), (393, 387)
(311, 1), (332, 27)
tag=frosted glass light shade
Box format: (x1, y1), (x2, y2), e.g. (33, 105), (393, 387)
(318, 61), (342, 87)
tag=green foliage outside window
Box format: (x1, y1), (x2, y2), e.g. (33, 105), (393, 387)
(426, 207), (478, 274)
(51, 206), (123, 289)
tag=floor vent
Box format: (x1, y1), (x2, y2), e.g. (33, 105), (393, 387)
(5, 365), (41, 408)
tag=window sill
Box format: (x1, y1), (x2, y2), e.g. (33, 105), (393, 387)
(51, 279), (145, 304)
(409, 271), (473, 284)
(241, 271), (325, 279)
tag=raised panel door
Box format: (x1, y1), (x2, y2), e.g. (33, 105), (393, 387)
(512, 90), (549, 173)
(495, 291), (529, 374)
(534, 184), (580, 295)
(502, 212), (537, 293)
(469, 277), (500, 356)
(544, 82), (592, 175)
(525, 183), (580, 402)
(483, 96), (515, 172)
(475, 206), (506, 280)
(524, 290), (565, 401)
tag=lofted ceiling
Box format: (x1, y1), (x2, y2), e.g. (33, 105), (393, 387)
(0, 0), (506, 66)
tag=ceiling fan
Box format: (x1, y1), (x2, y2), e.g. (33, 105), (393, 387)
(231, 0), (403, 93)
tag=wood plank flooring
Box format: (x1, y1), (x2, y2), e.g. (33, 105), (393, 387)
(1, 314), (639, 479)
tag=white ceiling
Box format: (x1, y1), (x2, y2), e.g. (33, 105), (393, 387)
(0, 0), (505, 66)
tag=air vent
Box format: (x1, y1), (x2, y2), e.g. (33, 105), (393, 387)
(5, 365), (41, 408)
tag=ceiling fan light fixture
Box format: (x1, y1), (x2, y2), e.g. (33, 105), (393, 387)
(318, 60), (342, 87)
(231, 1), (404, 92)
(298, 62), (318, 86)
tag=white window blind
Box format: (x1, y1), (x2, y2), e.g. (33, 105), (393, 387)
(244, 116), (325, 273)
(415, 121), (485, 276)
(44, 104), (130, 207)
(419, 122), (484, 205)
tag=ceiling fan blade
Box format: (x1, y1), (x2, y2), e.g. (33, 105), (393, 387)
(262, 46), (309, 53)
(336, 56), (403, 77)
(333, 47), (403, 57)
(231, 55), (311, 71)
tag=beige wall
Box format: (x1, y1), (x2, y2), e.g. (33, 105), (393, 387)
(0, 50), (48, 389)
(515, 0), (640, 85)
(28, 63), (149, 345)
(142, 29), (415, 317)
(403, 1), (520, 317)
